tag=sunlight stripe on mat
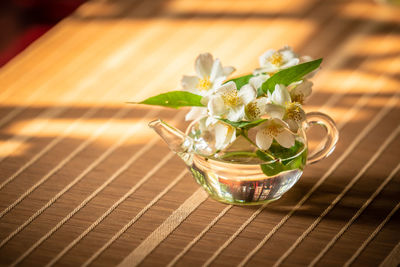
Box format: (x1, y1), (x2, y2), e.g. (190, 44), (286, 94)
(310, 162), (400, 266)
(47, 169), (189, 267)
(116, 188), (208, 267)
(273, 125), (400, 266)
(0, 0), (228, 225)
(203, 204), (268, 267)
(0, 28), (124, 131)
(28, 112), (185, 266)
(9, 151), (176, 267)
(0, 2), (214, 192)
(0, 107), (130, 220)
(167, 205), (233, 267)
(0, 108), (159, 249)
(0, 25), (86, 101)
(0, 0), (170, 101)
(0, 0), (158, 127)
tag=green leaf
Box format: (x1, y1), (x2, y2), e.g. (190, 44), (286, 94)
(218, 118), (267, 129)
(261, 58), (322, 94)
(269, 140), (304, 162)
(257, 141), (307, 177)
(129, 91), (205, 109)
(226, 74), (253, 90)
(260, 161), (285, 176)
(256, 150), (275, 161)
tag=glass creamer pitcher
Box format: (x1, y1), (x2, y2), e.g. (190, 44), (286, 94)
(149, 111), (338, 205)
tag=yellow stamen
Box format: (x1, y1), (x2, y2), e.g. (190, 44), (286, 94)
(222, 90), (242, 107)
(291, 92), (305, 104)
(245, 102), (261, 120)
(286, 103), (305, 123)
(197, 77), (212, 91)
(269, 52), (283, 66)
(264, 123), (283, 137)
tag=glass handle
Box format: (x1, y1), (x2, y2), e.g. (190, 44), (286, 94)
(305, 112), (339, 165)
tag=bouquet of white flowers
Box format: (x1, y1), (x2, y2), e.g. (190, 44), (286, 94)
(133, 46), (321, 159)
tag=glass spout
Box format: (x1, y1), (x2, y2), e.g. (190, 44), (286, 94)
(148, 119), (193, 154)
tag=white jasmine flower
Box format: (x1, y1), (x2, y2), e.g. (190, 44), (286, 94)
(240, 75), (269, 120)
(245, 97), (269, 121)
(207, 81), (257, 122)
(289, 79), (313, 104)
(200, 117), (236, 151)
(283, 102), (306, 132)
(248, 74), (269, 90)
(255, 46), (299, 74)
(181, 53), (235, 96)
(255, 118), (295, 150)
(264, 84), (291, 120)
(265, 84), (306, 132)
(185, 106), (208, 121)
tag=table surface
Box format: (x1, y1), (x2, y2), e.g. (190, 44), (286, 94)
(0, 0), (399, 266)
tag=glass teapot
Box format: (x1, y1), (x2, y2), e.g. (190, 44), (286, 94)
(149, 112), (338, 205)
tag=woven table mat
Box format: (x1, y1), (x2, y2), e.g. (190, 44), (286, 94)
(0, 0), (399, 266)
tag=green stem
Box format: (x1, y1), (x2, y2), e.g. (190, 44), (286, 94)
(240, 130), (257, 147)
(239, 129), (276, 160)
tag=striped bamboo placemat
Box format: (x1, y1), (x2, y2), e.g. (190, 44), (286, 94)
(0, 0), (399, 266)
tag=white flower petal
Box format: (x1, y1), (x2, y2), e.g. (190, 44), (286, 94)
(245, 97), (270, 120)
(275, 129), (295, 148)
(282, 58), (299, 69)
(295, 79), (313, 97)
(205, 116), (218, 127)
(270, 117), (290, 128)
(300, 55), (313, 63)
(259, 49), (275, 66)
(255, 97), (269, 116)
(181, 75), (199, 91)
(285, 118), (299, 132)
(238, 84), (257, 105)
(280, 46), (297, 59)
(210, 58), (224, 82)
(249, 75), (268, 89)
(195, 53), (214, 78)
(258, 64), (279, 74)
(265, 104), (285, 119)
(216, 81), (237, 94)
(214, 122), (236, 150)
(185, 107), (207, 121)
(223, 66), (235, 76)
(227, 106), (245, 122)
(211, 76), (225, 90)
(214, 123), (228, 150)
(256, 130), (273, 150)
(272, 84), (291, 105)
(208, 95), (226, 116)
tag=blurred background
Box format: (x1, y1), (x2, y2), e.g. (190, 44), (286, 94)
(0, 0), (86, 66)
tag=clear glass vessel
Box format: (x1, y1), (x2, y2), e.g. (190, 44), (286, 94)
(149, 112), (338, 205)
